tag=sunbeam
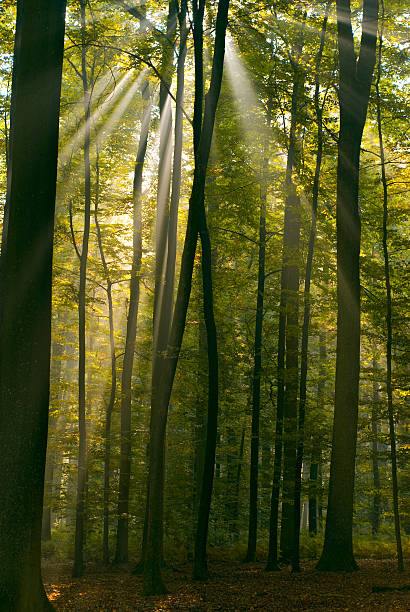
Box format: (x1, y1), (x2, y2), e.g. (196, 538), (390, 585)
(59, 70), (134, 168)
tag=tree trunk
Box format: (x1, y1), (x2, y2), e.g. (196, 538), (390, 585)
(279, 189), (300, 564)
(115, 78), (151, 564)
(193, 308), (207, 547)
(245, 160), (267, 563)
(278, 58), (304, 564)
(266, 53), (302, 572)
(317, 0), (378, 572)
(266, 291), (286, 571)
(93, 148), (118, 565)
(143, 0), (230, 594)
(0, 1), (66, 609)
(376, 30), (404, 572)
(309, 312), (327, 535)
(72, 0), (92, 578)
(292, 6), (329, 571)
(138, 0), (182, 569)
(232, 425), (246, 542)
(371, 355), (381, 536)
(193, 208), (219, 580)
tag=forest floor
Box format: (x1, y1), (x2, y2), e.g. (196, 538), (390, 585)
(42, 559), (410, 611)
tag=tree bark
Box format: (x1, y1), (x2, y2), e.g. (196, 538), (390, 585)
(143, 0), (230, 594)
(371, 355), (381, 536)
(72, 0), (92, 578)
(0, 1), (66, 609)
(317, 0), (378, 572)
(115, 77), (152, 564)
(292, 6), (329, 571)
(266, 51), (303, 571)
(93, 148), (118, 565)
(245, 159), (267, 563)
(232, 425), (246, 542)
(193, 208), (219, 580)
(279, 61), (304, 565)
(139, 0), (187, 571)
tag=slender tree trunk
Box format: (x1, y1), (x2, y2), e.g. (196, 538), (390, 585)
(193, 309), (207, 541)
(93, 149), (118, 565)
(309, 309), (327, 535)
(278, 59), (304, 565)
(138, 0), (182, 569)
(266, 293), (286, 571)
(245, 160), (267, 563)
(318, 0), (378, 572)
(266, 54), (303, 571)
(292, 7), (329, 571)
(279, 189), (300, 564)
(73, 0), (92, 577)
(371, 355), (381, 536)
(376, 30), (404, 572)
(193, 208), (219, 580)
(115, 79), (152, 564)
(308, 447), (319, 536)
(0, 1), (66, 608)
(143, 0), (230, 594)
(232, 425), (246, 542)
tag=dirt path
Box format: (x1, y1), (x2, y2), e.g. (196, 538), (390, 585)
(43, 559), (410, 611)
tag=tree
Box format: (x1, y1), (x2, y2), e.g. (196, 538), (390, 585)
(317, 0), (379, 572)
(144, 0), (230, 594)
(292, 4), (329, 571)
(0, 1), (66, 609)
(244, 148), (268, 563)
(72, 0), (93, 577)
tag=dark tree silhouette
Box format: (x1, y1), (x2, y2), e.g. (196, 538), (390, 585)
(0, 1), (66, 609)
(317, 0), (379, 572)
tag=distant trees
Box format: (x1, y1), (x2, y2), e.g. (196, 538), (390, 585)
(0, 1), (66, 609)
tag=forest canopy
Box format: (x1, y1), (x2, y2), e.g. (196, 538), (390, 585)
(0, 0), (409, 610)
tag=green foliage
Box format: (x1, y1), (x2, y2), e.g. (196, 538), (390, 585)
(0, 0), (408, 569)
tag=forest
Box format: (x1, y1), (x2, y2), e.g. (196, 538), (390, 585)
(0, 0), (409, 610)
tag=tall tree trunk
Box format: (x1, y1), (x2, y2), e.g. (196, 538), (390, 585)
(279, 189), (300, 564)
(93, 148), (118, 565)
(245, 159), (267, 563)
(317, 0), (378, 572)
(193, 208), (219, 580)
(143, 0), (229, 594)
(292, 6), (329, 571)
(138, 0), (182, 569)
(232, 424), (246, 542)
(266, 291), (286, 571)
(115, 77), (152, 563)
(376, 30), (404, 572)
(309, 328), (326, 536)
(371, 355), (381, 536)
(266, 52), (303, 572)
(193, 308), (207, 546)
(73, 0), (92, 578)
(191, 0), (221, 581)
(278, 56), (304, 565)
(0, 1), (66, 609)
